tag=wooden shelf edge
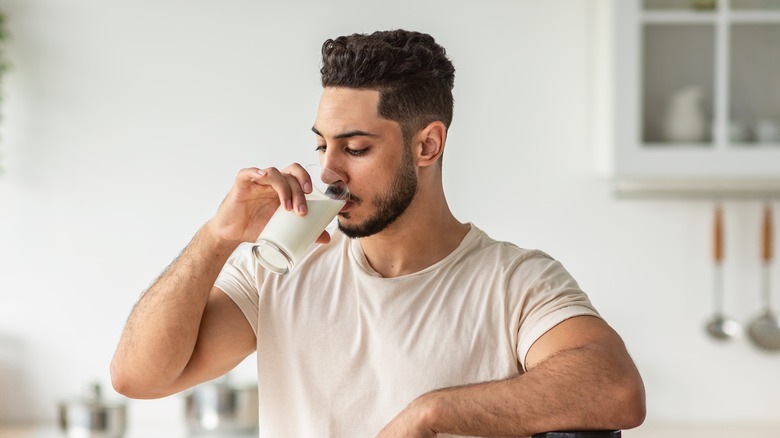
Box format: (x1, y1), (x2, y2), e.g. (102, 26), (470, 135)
(642, 11), (718, 24)
(613, 178), (780, 199)
(641, 10), (780, 24)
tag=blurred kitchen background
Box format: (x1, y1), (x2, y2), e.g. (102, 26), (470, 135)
(1, 0), (779, 436)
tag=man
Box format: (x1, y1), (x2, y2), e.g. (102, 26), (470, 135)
(111, 30), (645, 437)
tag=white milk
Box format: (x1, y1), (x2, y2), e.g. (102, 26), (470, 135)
(253, 190), (345, 273)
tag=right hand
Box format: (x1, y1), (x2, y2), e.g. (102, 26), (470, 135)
(205, 164), (330, 246)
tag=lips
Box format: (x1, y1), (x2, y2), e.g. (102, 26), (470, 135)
(340, 201), (354, 213)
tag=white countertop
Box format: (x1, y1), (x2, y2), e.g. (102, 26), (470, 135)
(0, 425), (256, 438)
(3, 423), (780, 438)
(624, 423), (780, 438)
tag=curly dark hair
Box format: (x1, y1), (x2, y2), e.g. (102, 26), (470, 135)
(320, 29), (455, 147)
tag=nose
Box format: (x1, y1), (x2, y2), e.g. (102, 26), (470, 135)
(319, 167), (340, 185)
(319, 154), (349, 200)
(319, 167), (349, 201)
(320, 153), (348, 185)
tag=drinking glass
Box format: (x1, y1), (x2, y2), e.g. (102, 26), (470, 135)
(252, 165), (349, 275)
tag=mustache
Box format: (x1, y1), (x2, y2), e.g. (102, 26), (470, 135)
(324, 184), (359, 203)
(347, 193), (360, 203)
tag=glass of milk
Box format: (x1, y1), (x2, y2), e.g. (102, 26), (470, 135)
(252, 165), (349, 275)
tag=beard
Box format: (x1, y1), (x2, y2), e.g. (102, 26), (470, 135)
(337, 149), (418, 239)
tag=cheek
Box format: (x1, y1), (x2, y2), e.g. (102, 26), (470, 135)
(353, 165), (376, 186)
(347, 148), (401, 198)
(354, 176), (376, 198)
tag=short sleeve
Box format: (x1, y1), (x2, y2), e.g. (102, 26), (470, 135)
(511, 254), (601, 371)
(214, 243), (260, 336)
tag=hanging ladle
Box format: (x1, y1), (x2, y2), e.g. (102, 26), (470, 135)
(747, 203), (780, 351)
(705, 203), (740, 340)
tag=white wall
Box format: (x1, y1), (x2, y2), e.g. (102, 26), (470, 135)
(1, 0), (778, 430)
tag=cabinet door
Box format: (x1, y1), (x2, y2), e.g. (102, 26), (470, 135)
(610, 0), (780, 193)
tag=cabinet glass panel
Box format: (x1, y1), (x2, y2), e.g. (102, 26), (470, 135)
(642, 24), (715, 145)
(643, 0), (717, 10)
(731, 0), (780, 10)
(730, 24), (780, 146)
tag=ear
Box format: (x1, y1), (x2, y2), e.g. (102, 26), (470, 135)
(414, 121), (447, 167)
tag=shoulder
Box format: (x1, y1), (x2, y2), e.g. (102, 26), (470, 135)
(458, 226), (584, 295)
(462, 225), (556, 270)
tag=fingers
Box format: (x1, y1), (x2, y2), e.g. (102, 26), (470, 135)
(283, 163), (313, 195)
(236, 167), (269, 184)
(237, 164), (312, 216)
(282, 164), (312, 216)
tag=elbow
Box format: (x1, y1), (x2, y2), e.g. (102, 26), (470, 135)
(626, 386), (647, 429)
(110, 357), (140, 399)
(616, 396), (646, 430)
(110, 356), (168, 400)
(111, 376), (133, 399)
(610, 374), (646, 430)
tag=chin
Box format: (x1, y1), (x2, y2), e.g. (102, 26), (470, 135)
(336, 217), (373, 239)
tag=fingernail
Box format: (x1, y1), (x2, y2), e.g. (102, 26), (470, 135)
(286, 200), (293, 210)
(304, 182), (312, 193)
(298, 203), (307, 214)
(257, 169), (266, 176)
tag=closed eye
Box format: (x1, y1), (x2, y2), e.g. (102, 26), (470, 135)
(316, 145), (368, 156)
(346, 147), (368, 156)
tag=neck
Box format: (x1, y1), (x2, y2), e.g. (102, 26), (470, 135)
(357, 176), (470, 278)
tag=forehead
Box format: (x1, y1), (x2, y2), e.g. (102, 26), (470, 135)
(314, 87), (383, 132)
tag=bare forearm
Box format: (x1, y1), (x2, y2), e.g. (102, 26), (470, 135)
(111, 223), (239, 398)
(415, 344), (645, 437)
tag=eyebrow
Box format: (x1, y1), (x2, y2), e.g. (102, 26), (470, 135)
(311, 126), (380, 139)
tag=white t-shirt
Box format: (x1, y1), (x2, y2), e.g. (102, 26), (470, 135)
(215, 224), (599, 438)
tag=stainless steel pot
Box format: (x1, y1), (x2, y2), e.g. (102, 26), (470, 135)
(58, 383), (127, 438)
(185, 377), (258, 435)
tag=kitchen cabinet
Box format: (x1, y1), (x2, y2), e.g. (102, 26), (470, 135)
(598, 0), (780, 196)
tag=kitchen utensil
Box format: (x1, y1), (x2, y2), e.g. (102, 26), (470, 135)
(705, 204), (740, 340)
(662, 86), (707, 143)
(185, 376), (259, 435)
(747, 203), (780, 351)
(58, 382), (127, 438)
(755, 119), (780, 143)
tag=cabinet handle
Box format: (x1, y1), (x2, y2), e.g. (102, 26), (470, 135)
(762, 204), (773, 263)
(713, 204), (723, 263)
